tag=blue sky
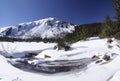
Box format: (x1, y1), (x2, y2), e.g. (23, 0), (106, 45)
(0, 0), (114, 27)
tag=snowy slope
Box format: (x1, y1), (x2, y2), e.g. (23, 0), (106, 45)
(0, 17), (75, 39)
(0, 38), (120, 81)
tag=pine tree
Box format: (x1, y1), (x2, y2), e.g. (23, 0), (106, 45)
(112, 0), (120, 23)
(104, 15), (112, 26)
(99, 15), (112, 38)
(112, 0), (120, 39)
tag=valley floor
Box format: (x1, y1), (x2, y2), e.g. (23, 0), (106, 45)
(0, 37), (120, 81)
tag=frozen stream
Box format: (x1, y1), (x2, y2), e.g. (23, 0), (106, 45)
(9, 57), (97, 73)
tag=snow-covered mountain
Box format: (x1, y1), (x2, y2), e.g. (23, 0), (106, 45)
(0, 17), (75, 39)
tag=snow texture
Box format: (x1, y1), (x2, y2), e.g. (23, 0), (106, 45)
(0, 38), (120, 81)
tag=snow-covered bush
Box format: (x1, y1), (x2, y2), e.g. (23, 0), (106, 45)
(54, 41), (70, 51)
(12, 77), (22, 81)
(106, 38), (113, 49)
(114, 32), (120, 40)
(116, 40), (120, 48)
(107, 38), (113, 43)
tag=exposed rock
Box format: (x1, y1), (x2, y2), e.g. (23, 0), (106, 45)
(102, 55), (111, 61)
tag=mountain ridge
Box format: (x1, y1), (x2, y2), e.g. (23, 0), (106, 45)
(0, 17), (75, 39)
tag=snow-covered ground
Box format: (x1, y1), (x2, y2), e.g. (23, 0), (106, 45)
(0, 42), (56, 57)
(0, 38), (120, 81)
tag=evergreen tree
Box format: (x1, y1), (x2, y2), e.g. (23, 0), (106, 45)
(112, 0), (120, 23)
(112, 0), (120, 39)
(99, 15), (112, 38)
(104, 15), (112, 26)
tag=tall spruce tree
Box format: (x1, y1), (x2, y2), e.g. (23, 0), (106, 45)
(104, 15), (112, 26)
(112, 0), (120, 39)
(99, 15), (112, 38)
(112, 0), (120, 23)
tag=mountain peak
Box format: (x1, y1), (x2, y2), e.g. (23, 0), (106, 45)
(42, 17), (56, 20)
